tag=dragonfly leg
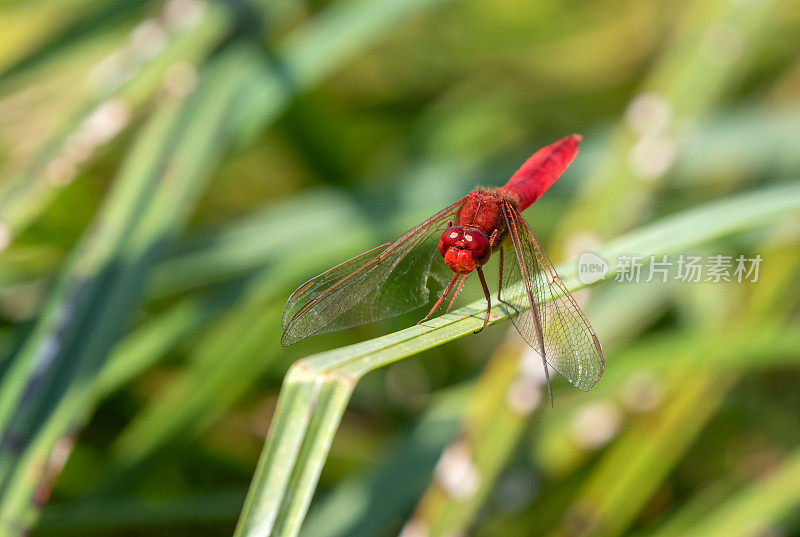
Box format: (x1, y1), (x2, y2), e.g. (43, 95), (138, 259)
(445, 274), (468, 313)
(495, 248), (519, 315)
(474, 266), (491, 334)
(489, 228), (499, 247)
(418, 272), (460, 325)
(497, 248), (504, 301)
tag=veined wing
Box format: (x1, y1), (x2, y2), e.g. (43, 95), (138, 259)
(281, 197), (467, 346)
(499, 202), (604, 391)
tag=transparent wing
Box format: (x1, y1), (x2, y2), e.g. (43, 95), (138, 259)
(498, 202), (604, 390)
(281, 198), (467, 346)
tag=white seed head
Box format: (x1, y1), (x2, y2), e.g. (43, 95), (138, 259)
(620, 370), (664, 413)
(82, 99), (131, 146)
(398, 520), (429, 537)
(0, 222), (11, 252)
(507, 377), (542, 415)
(628, 134), (677, 181)
(129, 19), (167, 60)
(625, 92), (671, 135)
(434, 441), (480, 499)
(164, 0), (205, 30)
(48, 436), (75, 471)
(519, 346), (548, 380)
(570, 400), (622, 449)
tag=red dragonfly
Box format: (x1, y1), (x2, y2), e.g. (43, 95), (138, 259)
(282, 135), (604, 398)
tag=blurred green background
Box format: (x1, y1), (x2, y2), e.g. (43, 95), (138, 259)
(0, 0), (799, 536)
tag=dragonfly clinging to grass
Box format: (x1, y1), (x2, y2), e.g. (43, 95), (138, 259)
(282, 135), (604, 401)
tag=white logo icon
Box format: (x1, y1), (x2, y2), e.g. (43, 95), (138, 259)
(577, 252), (609, 284)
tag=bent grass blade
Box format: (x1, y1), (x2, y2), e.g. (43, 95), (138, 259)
(234, 182), (800, 537)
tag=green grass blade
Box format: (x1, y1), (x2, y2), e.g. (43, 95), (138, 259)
(234, 182), (800, 537)
(652, 449), (800, 537)
(299, 387), (468, 537)
(36, 489), (246, 535)
(402, 339), (540, 537)
(555, 0), (784, 245)
(0, 44), (258, 535)
(0, 1), (232, 246)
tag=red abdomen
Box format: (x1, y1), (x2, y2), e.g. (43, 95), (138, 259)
(496, 134), (581, 212)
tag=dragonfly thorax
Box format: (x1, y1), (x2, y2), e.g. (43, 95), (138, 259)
(457, 190), (508, 238)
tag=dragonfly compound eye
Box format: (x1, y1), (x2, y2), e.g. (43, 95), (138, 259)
(438, 226), (465, 257)
(463, 230), (491, 266)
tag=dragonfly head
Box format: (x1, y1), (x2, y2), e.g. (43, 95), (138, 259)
(438, 226), (491, 274)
